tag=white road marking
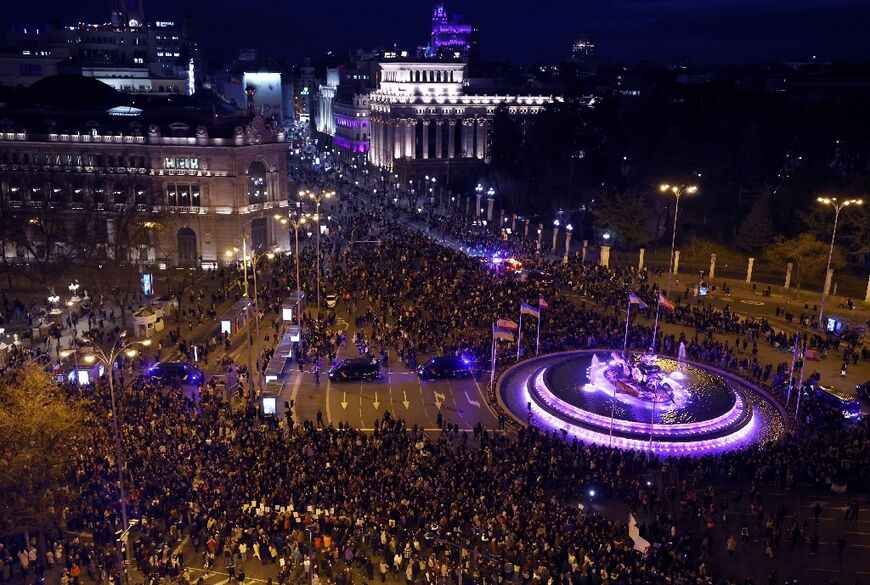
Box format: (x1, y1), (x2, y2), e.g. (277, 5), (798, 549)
(464, 391), (480, 408)
(372, 390), (380, 410)
(402, 389), (411, 409)
(340, 391), (348, 410)
(434, 390), (446, 410)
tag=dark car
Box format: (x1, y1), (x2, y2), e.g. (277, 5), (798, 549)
(417, 355), (473, 380)
(857, 381), (870, 401)
(812, 384), (861, 419)
(328, 356), (381, 382)
(146, 362), (204, 385)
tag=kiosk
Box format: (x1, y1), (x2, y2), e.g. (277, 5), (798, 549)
(219, 299), (252, 337)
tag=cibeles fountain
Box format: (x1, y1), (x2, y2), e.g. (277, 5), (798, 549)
(498, 350), (786, 456)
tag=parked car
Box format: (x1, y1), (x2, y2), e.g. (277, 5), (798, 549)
(328, 355), (381, 382)
(417, 355), (473, 380)
(857, 380), (870, 401)
(812, 383), (861, 419)
(146, 362), (204, 385)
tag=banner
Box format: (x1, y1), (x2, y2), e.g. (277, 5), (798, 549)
(493, 325), (515, 342)
(628, 292), (647, 309)
(520, 302), (540, 318)
(497, 318), (519, 331)
(539, 297), (549, 310)
(658, 293), (675, 312)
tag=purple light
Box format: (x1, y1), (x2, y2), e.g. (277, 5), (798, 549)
(498, 351), (783, 457)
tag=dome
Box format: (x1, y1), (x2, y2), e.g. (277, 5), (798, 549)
(9, 75), (131, 110)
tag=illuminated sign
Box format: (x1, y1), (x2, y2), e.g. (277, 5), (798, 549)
(141, 273), (153, 296)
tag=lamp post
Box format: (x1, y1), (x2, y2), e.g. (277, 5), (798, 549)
(61, 334), (151, 585)
(486, 186), (495, 221)
(816, 196), (862, 331)
(247, 244), (279, 399)
(276, 213), (307, 328)
(475, 184), (483, 218)
(552, 219), (560, 253)
(650, 183), (698, 352)
(564, 224), (573, 264)
(299, 188), (335, 312)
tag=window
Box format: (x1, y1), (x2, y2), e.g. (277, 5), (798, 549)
(166, 184), (200, 207)
(247, 161), (267, 204)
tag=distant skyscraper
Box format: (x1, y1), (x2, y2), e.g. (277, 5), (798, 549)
(427, 3), (473, 60)
(570, 35), (597, 75)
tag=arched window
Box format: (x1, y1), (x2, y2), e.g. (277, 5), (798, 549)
(177, 227), (197, 267)
(247, 161), (268, 204)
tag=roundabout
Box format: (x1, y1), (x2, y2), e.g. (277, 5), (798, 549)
(498, 350), (787, 456)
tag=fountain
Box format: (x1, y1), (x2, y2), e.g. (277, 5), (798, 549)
(497, 350), (786, 456)
(678, 342), (687, 365)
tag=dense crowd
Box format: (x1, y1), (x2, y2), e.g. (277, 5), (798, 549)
(1, 162), (869, 585)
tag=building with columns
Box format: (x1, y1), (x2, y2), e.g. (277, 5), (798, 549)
(369, 60), (557, 182)
(0, 76), (290, 269)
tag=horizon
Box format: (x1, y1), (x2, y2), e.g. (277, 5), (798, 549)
(1, 0), (868, 67)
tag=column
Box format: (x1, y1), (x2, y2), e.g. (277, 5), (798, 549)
(563, 232), (572, 264)
(435, 120), (443, 159)
(673, 250), (680, 274)
(537, 223), (544, 252)
(475, 119), (486, 160)
(524, 218), (530, 237)
(865, 275), (870, 304)
(405, 119), (415, 159)
(551, 227), (559, 253)
(746, 257), (754, 284)
(709, 254), (716, 279)
(823, 268), (833, 296)
(422, 120), (430, 159)
(582, 240), (588, 263)
(511, 214), (517, 233)
(447, 121), (456, 159)
(638, 248), (645, 271)
(463, 120), (474, 157)
(486, 198), (494, 221)
(499, 208), (504, 228)
(475, 193), (482, 217)
(394, 120), (403, 161)
(371, 118), (380, 166)
(784, 262), (793, 289)
(600, 245), (610, 268)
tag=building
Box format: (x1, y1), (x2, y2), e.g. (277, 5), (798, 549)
(333, 92), (370, 164)
(0, 1), (194, 95)
(426, 3), (473, 60)
(315, 68), (339, 136)
(368, 60), (557, 182)
(0, 76), (289, 269)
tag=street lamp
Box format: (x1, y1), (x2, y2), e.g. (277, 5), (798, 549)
(552, 219), (560, 252)
(816, 196), (863, 331)
(564, 224), (574, 264)
(60, 333), (151, 585)
(275, 213), (307, 328)
(299, 188), (335, 311)
(650, 183), (699, 355)
(475, 184), (483, 217)
(245, 242), (280, 398)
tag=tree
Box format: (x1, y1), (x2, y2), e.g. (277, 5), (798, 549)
(764, 233), (846, 290)
(0, 362), (90, 548)
(735, 196), (775, 253)
(591, 191), (653, 247)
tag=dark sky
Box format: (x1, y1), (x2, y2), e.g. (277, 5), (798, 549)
(3, 0), (869, 65)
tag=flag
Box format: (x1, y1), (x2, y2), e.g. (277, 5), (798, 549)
(520, 302), (540, 318)
(658, 293), (675, 312)
(628, 292), (648, 309)
(497, 318), (519, 331)
(538, 297), (549, 310)
(492, 325), (515, 342)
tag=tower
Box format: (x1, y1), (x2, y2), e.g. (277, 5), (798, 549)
(111, 0), (146, 27)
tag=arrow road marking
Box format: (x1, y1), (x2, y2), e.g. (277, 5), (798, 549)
(402, 390), (410, 409)
(340, 391), (348, 410)
(434, 390), (446, 410)
(372, 391), (380, 410)
(464, 391), (480, 408)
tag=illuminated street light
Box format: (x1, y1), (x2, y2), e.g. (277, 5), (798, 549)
(815, 196), (863, 331)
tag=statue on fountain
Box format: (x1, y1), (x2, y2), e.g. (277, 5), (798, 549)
(604, 352), (673, 403)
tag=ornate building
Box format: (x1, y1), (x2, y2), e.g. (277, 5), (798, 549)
(0, 76), (289, 269)
(369, 61), (557, 182)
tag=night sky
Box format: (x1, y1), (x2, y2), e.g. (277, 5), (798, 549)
(3, 0), (868, 65)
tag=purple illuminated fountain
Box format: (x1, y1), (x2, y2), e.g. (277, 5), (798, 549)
(498, 350), (786, 456)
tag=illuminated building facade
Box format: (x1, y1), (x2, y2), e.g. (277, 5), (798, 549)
(0, 1), (193, 95)
(0, 76), (290, 268)
(333, 93), (370, 164)
(427, 3), (473, 59)
(369, 61), (557, 181)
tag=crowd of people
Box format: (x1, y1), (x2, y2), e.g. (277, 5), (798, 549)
(1, 159), (869, 585)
